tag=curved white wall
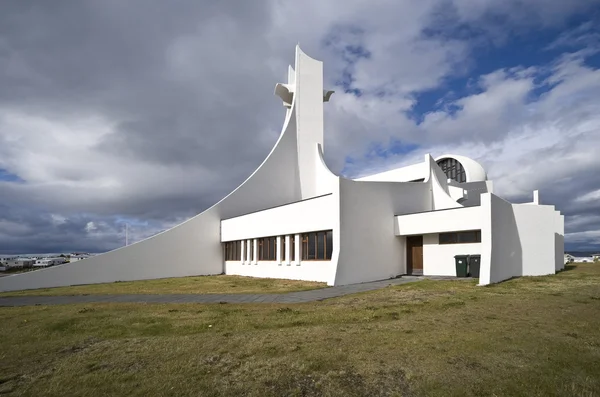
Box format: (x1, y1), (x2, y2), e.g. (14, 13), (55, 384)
(0, 104), (303, 292)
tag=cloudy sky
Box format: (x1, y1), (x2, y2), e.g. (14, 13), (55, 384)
(1, 0), (599, 254)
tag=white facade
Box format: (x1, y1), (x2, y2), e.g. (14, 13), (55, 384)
(0, 46), (564, 292)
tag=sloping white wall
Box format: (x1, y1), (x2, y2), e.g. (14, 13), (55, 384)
(423, 234), (482, 276)
(0, 106), (303, 292)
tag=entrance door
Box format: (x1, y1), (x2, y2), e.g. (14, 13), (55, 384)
(406, 235), (423, 275)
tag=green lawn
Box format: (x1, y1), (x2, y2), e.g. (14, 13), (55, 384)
(0, 274), (327, 297)
(1, 263), (599, 396)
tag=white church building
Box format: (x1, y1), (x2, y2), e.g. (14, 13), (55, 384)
(0, 46), (564, 292)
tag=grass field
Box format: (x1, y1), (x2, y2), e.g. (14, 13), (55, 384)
(0, 274), (327, 297)
(1, 263), (599, 396)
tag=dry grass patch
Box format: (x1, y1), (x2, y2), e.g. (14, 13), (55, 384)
(1, 263), (599, 396)
(0, 274), (326, 297)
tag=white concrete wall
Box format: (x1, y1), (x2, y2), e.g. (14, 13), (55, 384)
(555, 214), (565, 272)
(479, 193), (563, 286)
(513, 204), (562, 277)
(221, 194), (335, 241)
(295, 46), (326, 199)
(479, 193), (522, 285)
(220, 192), (339, 284)
(423, 234), (482, 276)
(225, 260), (331, 283)
(333, 178), (433, 285)
(395, 206), (482, 236)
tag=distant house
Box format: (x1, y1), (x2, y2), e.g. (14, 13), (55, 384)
(68, 254), (90, 262)
(573, 256), (594, 263)
(4, 258), (35, 268)
(0, 256), (16, 265)
(34, 258), (67, 267)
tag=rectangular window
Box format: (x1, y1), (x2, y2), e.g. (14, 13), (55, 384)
(326, 230), (333, 259)
(258, 236), (277, 260)
(223, 241), (242, 261)
(280, 237), (285, 262)
(301, 230), (333, 260)
(439, 230), (481, 245)
(290, 235), (296, 261)
(269, 236), (276, 260)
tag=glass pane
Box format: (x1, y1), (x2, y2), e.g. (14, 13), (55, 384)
(317, 231), (325, 259)
(458, 231), (476, 243)
(439, 233), (453, 244)
(326, 231), (333, 259)
(290, 236), (295, 261)
(269, 237), (276, 260)
(301, 234), (308, 260)
(308, 233), (316, 259)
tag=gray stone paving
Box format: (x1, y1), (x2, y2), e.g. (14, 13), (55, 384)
(0, 275), (469, 307)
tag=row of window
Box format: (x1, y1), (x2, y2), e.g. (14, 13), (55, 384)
(437, 158), (467, 183)
(439, 230), (481, 244)
(223, 230), (333, 262)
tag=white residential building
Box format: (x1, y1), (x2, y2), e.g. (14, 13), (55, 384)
(0, 46), (564, 292)
(34, 258), (67, 267)
(3, 258), (35, 269)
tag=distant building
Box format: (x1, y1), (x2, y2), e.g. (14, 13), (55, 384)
(34, 258), (67, 267)
(4, 258), (35, 268)
(68, 254), (90, 262)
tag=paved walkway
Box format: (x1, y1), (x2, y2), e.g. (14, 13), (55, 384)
(0, 276), (437, 307)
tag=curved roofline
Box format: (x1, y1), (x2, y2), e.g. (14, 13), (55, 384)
(434, 154), (487, 182)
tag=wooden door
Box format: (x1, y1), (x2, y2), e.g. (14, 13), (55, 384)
(406, 236), (423, 275)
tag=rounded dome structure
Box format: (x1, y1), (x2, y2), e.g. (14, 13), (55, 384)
(434, 154), (487, 183)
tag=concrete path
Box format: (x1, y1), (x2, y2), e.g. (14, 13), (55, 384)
(0, 276), (436, 307)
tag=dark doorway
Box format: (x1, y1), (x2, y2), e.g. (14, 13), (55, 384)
(406, 235), (423, 275)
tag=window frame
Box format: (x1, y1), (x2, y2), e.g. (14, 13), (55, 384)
(223, 240), (242, 261)
(290, 235), (296, 261)
(258, 236), (277, 261)
(300, 230), (333, 261)
(439, 230), (481, 245)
